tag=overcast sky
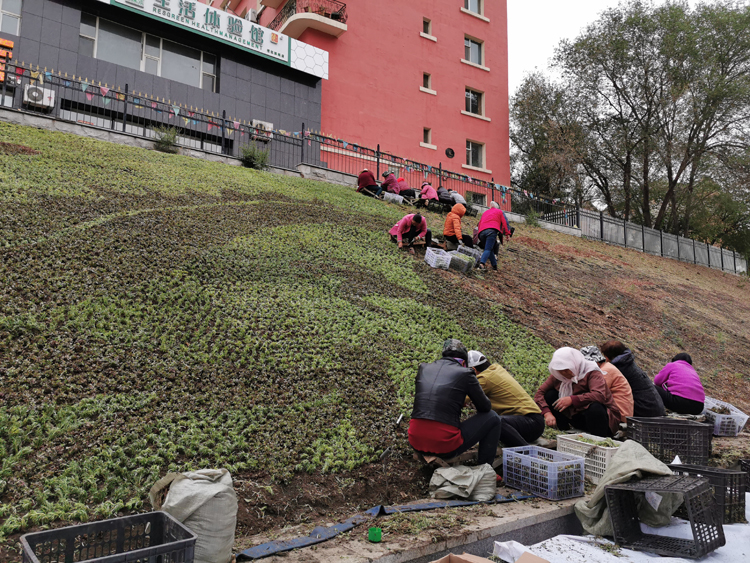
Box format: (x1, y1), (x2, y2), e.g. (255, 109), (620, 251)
(507, 0), (701, 97)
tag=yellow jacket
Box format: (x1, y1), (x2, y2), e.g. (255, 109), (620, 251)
(477, 364), (541, 416)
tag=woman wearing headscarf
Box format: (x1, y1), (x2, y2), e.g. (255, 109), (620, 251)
(653, 353), (705, 415)
(600, 340), (665, 417)
(580, 346), (634, 423)
(534, 347), (622, 437)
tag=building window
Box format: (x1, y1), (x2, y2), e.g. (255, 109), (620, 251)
(464, 37), (483, 65)
(79, 14), (217, 92)
(423, 73), (431, 89)
(423, 18), (431, 35)
(0, 0), (21, 35)
(467, 191), (487, 206)
(464, 0), (482, 15)
(466, 140), (484, 169)
(423, 128), (431, 145)
(465, 88), (483, 115)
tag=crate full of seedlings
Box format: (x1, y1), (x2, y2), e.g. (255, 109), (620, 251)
(703, 397), (749, 437)
(503, 445), (585, 500)
(457, 245), (482, 265)
(627, 416), (713, 466)
(447, 251), (474, 274)
(557, 433), (623, 485)
(424, 248), (451, 270)
(383, 192), (404, 205)
(669, 464), (748, 524)
(21, 511), (195, 563)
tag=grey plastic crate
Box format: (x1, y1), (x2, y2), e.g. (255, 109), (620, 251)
(21, 511), (195, 563)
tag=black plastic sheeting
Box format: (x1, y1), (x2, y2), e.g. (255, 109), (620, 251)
(237, 492), (534, 560)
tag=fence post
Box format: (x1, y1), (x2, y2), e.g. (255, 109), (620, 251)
(707, 242), (711, 268)
(659, 230), (664, 257)
(376, 144), (380, 179)
(733, 250), (737, 273)
(721, 247), (724, 271)
(439, 162), (443, 188)
(300, 122), (305, 164)
(692, 239), (697, 264)
(122, 84), (129, 132)
(623, 219), (627, 248)
(600, 212), (604, 241)
(576, 206), (580, 229)
(677, 235), (681, 261)
(221, 110), (226, 154)
(641, 223), (645, 252)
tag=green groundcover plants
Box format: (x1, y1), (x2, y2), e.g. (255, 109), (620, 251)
(0, 122), (553, 541)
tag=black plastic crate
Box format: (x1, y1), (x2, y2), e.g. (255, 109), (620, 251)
(605, 475), (725, 559)
(627, 416), (713, 465)
(669, 464), (747, 524)
(21, 511), (195, 563)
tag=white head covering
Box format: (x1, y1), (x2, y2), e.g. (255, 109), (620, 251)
(548, 347), (600, 398)
(467, 350), (487, 368)
(490, 201), (500, 209)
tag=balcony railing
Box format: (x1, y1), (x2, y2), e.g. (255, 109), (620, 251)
(268, 0), (348, 32)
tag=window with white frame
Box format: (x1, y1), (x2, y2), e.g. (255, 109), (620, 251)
(464, 37), (483, 65)
(464, 0), (482, 16)
(79, 14), (217, 92)
(466, 140), (484, 169)
(465, 88), (483, 115)
(0, 0), (22, 35)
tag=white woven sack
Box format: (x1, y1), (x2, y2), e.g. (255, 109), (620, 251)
(150, 469), (237, 563)
(429, 463), (496, 502)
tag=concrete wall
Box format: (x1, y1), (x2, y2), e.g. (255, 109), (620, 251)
(0, 0), (322, 132)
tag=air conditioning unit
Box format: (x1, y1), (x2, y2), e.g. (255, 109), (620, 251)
(247, 9), (258, 22)
(5, 74), (21, 87)
(24, 84), (55, 108)
(251, 119), (273, 141)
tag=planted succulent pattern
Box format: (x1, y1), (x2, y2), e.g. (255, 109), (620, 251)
(0, 122), (554, 542)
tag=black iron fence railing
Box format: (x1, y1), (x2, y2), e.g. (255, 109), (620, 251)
(268, 0), (348, 32)
(0, 60), (746, 275)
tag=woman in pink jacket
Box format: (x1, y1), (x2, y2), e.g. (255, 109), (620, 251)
(389, 213), (431, 248)
(476, 202), (512, 270)
(653, 353), (705, 415)
(416, 182), (439, 208)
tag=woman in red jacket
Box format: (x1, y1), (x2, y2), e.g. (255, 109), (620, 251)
(476, 202), (512, 270)
(534, 347), (621, 438)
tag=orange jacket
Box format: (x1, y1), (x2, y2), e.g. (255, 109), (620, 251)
(443, 204), (466, 237)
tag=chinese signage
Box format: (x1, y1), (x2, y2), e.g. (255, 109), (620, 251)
(101, 0), (291, 65)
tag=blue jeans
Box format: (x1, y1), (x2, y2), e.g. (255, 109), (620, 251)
(442, 411), (503, 466)
(479, 229), (499, 268)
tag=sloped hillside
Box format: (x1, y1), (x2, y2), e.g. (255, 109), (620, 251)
(1, 122), (748, 556)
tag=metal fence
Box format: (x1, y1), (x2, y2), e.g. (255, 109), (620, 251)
(1, 60), (746, 276)
(576, 209), (747, 275)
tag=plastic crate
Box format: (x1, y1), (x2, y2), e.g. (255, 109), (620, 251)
(457, 245), (482, 265)
(669, 464), (747, 524)
(424, 248), (451, 270)
(627, 416), (713, 465)
(383, 192), (404, 205)
(447, 251), (474, 274)
(702, 397), (749, 437)
(605, 475), (725, 559)
(21, 511), (195, 563)
(503, 445), (585, 500)
(556, 433), (623, 485)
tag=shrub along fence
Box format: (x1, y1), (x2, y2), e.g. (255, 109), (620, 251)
(1, 60), (746, 275)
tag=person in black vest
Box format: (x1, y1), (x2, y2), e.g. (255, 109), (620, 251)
(408, 339), (503, 466)
(600, 340), (665, 417)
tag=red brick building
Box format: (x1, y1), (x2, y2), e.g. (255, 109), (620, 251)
(203, 0), (510, 186)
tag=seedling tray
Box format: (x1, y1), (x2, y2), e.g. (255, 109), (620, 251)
(557, 433), (622, 485)
(447, 251), (474, 274)
(606, 475), (725, 559)
(702, 397), (749, 437)
(424, 247), (451, 270)
(503, 445), (585, 500)
(21, 511), (195, 563)
(669, 464), (747, 524)
(627, 416), (712, 465)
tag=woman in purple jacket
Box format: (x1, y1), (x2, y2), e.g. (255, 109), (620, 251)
(653, 353), (705, 415)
